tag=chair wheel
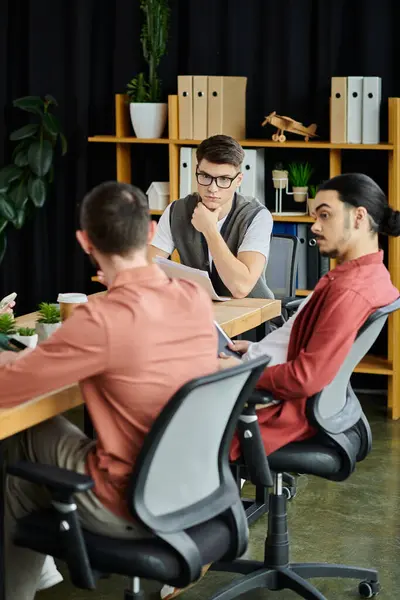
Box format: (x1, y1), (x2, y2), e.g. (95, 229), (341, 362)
(282, 486), (296, 500)
(359, 580), (381, 597)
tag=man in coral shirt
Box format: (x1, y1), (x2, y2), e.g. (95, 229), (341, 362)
(220, 173), (400, 459)
(0, 182), (219, 600)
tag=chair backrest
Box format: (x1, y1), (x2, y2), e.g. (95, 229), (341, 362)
(309, 297), (400, 435)
(266, 234), (299, 298)
(128, 355), (269, 578)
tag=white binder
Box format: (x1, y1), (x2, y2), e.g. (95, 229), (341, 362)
(179, 147), (193, 198)
(347, 76), (363, 144)
(239, 149), (265, 203)
(296, 224), (308, 290)
(362, 77), (381, 144)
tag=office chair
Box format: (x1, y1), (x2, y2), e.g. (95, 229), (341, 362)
(210, 297), (400, 600)
(6, 356), (271, 600)
(266, 233), (301, 322)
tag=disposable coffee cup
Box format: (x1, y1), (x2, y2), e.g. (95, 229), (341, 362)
(57, 293), (88, 321)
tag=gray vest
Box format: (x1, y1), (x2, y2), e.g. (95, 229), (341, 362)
(169, 193), (274, 299)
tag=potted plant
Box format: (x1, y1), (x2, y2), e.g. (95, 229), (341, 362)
(308, 184), (318, 200)
(0, 313), (16, 336)
(0, 94), (67, 266)
(35, 302), (61, 342)
(272, 162), (288, 190)
(288, 162), (314, 203)
(13, 326), (38, 349)
(126, 0), (170, 138)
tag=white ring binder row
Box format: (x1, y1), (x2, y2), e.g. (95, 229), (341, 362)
(272, 177), (308, 216)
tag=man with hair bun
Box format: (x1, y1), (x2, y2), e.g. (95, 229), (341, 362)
(220, 173), (400, 460)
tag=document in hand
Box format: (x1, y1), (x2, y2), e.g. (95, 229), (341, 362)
(153, 256), (231, 302)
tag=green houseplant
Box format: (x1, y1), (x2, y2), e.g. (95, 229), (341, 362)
(36, 302), (61, 342)
(0, 313), (16, 336)
(126, 0), (170, 138)
(0, 95), (67, 264)
(288, 162), (314, 202)
(13, 326), (38, 348)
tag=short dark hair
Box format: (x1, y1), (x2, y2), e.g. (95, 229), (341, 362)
(80, 181), (150, 255)
(318, 173), (400, 236)
(196, 134), (245, 168)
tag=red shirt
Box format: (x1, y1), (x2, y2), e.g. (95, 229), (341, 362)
(0, 266), (219, 519)
(230, 251), (399, 459)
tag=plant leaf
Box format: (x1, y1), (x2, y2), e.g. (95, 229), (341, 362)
(9, 123), (39, 141)
(14, 209), (26, 230)
(0, 217), (7, 235)
(14, 148), (29, 167)
(59, 132), (68, 155)
(9, 180), (29, 210)
(13, 96), (44, 115)
(0, 165), (23, 193)
(12, 140), (30, 161)
(28, 140), (53, 176)
(28, 177), (47, 207)
(0, 193), (16, 221)
(43, 112), (61, 136)
(0, 231), (6, 264)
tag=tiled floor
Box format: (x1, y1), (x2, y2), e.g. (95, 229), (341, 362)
(38, 395), (400, 599)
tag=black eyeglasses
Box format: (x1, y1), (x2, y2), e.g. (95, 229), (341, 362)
(195, 170), (240, 189)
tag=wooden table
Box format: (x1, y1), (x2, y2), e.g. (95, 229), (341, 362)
(0, 297), (281, 440)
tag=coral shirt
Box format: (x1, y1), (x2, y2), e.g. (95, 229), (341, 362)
(0, 266), (219, 519)
(230, 251), (399, 459)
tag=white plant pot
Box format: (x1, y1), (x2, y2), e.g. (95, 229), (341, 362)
(36, 321), (61, 343)
(272, 170), (288, 190)
(13, 333), (38, 349)
(293, 186), (308, 203)
(129, 103), (167, 139)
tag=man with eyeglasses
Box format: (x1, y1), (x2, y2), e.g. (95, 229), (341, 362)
(148, 135), (274, 299)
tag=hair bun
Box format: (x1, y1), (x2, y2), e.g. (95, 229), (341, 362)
(380, 206), (400, 236)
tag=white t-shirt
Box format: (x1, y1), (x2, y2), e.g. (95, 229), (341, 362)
(243, 292), (313, 366)
(151, 201), (273, 268)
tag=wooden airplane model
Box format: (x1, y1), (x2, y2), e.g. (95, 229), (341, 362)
(262, 111), (318, 142)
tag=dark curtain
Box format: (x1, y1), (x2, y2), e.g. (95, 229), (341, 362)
(1, 0), (399, 315)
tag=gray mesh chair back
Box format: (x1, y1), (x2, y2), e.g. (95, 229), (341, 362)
(266, 234), (299, 299)
(309, 297), (400, 436)
(129, 355), (270, 580)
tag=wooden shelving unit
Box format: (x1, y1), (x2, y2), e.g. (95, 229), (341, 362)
(88, 94), (400, 419)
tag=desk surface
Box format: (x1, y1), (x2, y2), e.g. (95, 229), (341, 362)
(0, 296), (280, 440)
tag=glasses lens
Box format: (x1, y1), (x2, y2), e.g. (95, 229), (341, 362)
(197, 173), (212, 185)
(216, 177), (232, 189)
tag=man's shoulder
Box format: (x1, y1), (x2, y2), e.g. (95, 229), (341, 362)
(171, 194), (199, 216)
(235, 193), (271, 217)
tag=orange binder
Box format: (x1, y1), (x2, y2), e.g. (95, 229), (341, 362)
(178, 75), (193, 139)
(207, 76), (247, 139)
(330, 77), (347, 143)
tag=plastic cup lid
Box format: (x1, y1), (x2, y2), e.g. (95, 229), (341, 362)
(57, 293), (88, 303)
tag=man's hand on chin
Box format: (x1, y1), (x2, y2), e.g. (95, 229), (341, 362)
(191, 202), (221, 235)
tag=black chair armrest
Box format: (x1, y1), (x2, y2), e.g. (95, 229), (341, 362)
(282, 298), (305, 312)
(7, 460), (96, 590)
(8, 461), (94, 496)
(247, 389), (280, 406)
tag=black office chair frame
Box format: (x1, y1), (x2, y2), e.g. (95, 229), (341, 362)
(209, 297), (400, 600)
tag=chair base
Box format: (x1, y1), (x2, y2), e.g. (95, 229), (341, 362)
(210, 560), (380, 600)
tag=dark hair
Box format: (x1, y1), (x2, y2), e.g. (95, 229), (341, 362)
(196, 134), (245, 168)
(80, 181), (150, 255)
(318, 173), (400, 236)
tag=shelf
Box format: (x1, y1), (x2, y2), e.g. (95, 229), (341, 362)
(170, 139), (394, 150)
(296, 289), (312, 296)
(88, 135), (394, 150)
(150, 209), (164, 215)
(354, 355), (393, 375)
(273, 214), (314, 223)
(88, 135), (170, 144)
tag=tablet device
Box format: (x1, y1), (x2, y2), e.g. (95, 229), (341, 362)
(214, 321), (242, 358)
